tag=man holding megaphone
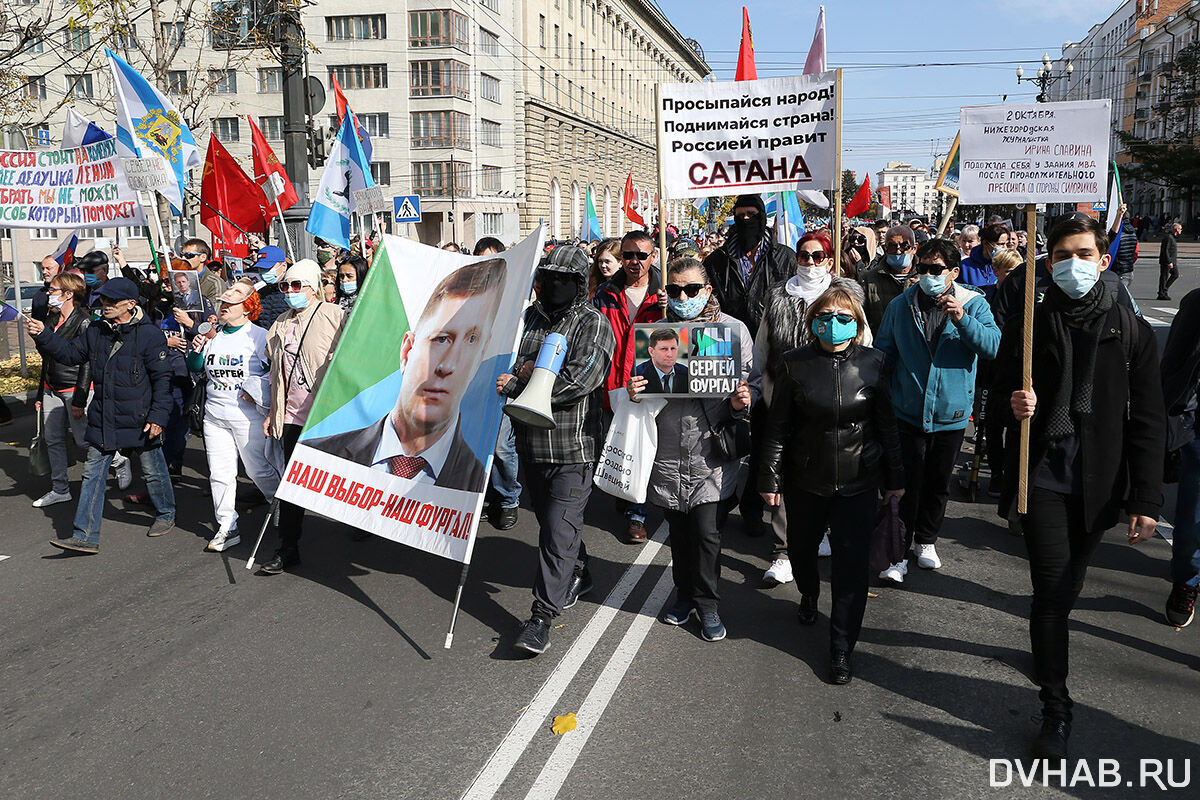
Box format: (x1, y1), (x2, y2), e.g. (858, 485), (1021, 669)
(498, 245), (616, 657)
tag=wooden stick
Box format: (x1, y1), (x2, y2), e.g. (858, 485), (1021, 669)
(936, 196), (958, 236)
(654, 82), (668, 286)
(832, 69), (843, 269)
(1017, 204), (1037, 514)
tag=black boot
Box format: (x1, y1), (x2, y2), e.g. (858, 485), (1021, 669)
(830, 649), (852, 685)
(1031, 716), (1071, 760)
(797, 595), (818, 625)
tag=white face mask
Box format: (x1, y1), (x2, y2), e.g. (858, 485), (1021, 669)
(795, 265), (829, 282)
(49, 294), (65, 308)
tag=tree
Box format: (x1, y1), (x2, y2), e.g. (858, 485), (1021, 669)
(840, 169), (858, 201)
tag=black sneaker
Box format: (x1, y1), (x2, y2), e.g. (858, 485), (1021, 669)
(258, 548), (301, 575)
(662, 600), (697, 626)
(1165, 583), (1197, 628)
(699, 611), (726, 642)
(490, 506), (519, 531)
(1031, 716), (1071, 760)
(830, 649), (853, 685)
(513, 616), (551, 655)
(563, 570), (594, 610)
(49, 536), (99, 555)
(797, 595), (818, 625)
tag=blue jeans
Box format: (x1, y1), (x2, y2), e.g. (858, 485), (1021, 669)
(1171, 438), (1200, 587)
(625, 502), (647, 524)
(74, 445), (175, 544)
(488, 414), (522, 509)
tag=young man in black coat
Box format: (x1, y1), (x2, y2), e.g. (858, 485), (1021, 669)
(997, 216), (1165, 760)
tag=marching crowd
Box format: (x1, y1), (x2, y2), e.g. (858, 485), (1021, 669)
(15, 192), (1198, 762)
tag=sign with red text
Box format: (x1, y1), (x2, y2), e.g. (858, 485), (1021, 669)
(0, 138), (145, 229)
(658, 71), (838, 199)
(957, 99), (1111, 205)
(275, 227), (544, 564)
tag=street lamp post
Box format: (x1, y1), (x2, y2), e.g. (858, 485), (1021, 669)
(1016, 53), (1074, 103)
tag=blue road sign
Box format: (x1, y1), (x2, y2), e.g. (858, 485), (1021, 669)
(393, 195), (422, 222)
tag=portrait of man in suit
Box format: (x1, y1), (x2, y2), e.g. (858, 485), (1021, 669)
(633, 327), (689, 394)
(305, 258), (508, 492)
(171, 271), (201, 310)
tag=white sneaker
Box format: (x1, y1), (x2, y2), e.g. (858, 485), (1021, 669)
(207, 529), (241, 552)
(818, 532), (832, 557)
(33, 490), (72, 508)
(763, 558), (794, 585)
(880, 560), (908, 583)
(112, 454), (132, 491)
(916, 543), (942, 569)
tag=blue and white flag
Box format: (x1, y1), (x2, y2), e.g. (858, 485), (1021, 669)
(61, 109), (111, 150)
(306, 114), (375, 250)
(776, 191), (806, 249)
(691, 197), (709, 216)
(106, 48), (201, 214)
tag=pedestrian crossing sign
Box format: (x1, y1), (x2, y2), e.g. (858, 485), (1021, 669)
(393, 194), (422, 222)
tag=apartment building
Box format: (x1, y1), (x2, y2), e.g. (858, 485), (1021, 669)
(876, 161), (939, 220)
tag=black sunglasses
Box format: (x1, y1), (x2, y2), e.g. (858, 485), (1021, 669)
(665, 283), (705, 299)
(815, 311), (855, 325)
(916, 263), (951, 275)
(283, 280), (308, 291)
(796, 250), (826, 263)
(621, 250), (651, 261)
(884, 242), (913, 253)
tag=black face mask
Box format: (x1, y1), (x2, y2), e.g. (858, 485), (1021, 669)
(734, 214), (765, 252)
(539, 274), (577, 313)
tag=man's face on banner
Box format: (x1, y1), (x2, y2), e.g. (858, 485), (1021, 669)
(649, 336), (679, 372)
(174, 273), (191, 295)
(396, 290), (499, 438)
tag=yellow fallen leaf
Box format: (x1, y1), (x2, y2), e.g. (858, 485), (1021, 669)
(551, 713), (577, 735)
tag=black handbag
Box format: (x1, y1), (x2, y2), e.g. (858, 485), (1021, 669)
(702, 402), (752, 461)
(185, 379), (207, 436)
(869, 496), (907, 574)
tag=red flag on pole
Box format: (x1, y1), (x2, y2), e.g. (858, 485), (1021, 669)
(735, 7), (757, 81)
(623, 170), (645, 227)
(200, 134), (268, 258)
(248, 115), (298, 218)
(844, 175), (871, 219)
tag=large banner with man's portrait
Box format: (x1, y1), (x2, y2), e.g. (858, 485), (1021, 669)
(275, 228), (544, 564)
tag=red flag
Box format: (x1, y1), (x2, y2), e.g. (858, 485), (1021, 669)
(248, 115), (298, 218)
(844, 175), (871, 219)
(332, 75), (350, 125)
(735, 7), (757, 81)
(200, 134), (268, 258)
(623, 170), (645, 227)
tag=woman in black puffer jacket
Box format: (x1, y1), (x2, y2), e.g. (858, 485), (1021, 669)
(758, 284), (905, 686)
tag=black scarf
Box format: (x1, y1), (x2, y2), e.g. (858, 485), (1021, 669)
(1041, 280), (1113, 440)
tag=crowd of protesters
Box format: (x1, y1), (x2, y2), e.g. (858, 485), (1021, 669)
(16, 195), (1198, 763)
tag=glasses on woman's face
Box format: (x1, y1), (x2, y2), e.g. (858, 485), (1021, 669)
(283, 280), (308, 292)
(665, 282), (705, 299)
(796, 250), (826, 264)
(815, 311), (855, 325)
(321, 280), (335, 286)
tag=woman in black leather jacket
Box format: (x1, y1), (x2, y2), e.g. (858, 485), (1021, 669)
(758, 285), (905, 685)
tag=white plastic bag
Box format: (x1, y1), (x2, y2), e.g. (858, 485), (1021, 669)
(594, 388), (666, 503)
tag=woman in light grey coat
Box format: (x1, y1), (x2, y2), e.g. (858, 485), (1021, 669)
(629, 257), (760, 643)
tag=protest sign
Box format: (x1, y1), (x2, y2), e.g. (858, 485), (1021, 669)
(630, 323), (741, 397)
(657, 71), (839, 199)
(352, 185), (388, 214)
(0, 138), (145, 229)
(123, 157), (173, 192)
(276, 227), (545, 564)
(957, 100), (1110, 205)
(168, 270), (203, 311)
(935, 132), (960, 197)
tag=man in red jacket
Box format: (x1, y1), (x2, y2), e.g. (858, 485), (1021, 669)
(592, 229), (665, 542)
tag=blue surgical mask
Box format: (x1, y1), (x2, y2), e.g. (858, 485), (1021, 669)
(885, 253), (912, 270)
(340, 281), (357, 296)
(83, 273), (99, 288)
(668, 291), (708, 320)
(811, 315), (858, 346)
(285, 291), (310, 310)
(1051, 256), (1100, 299)
(259, 267), (279, 284)
(918, 274), (947, 296)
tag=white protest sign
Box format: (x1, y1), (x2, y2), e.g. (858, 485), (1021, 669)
(263, 172), (286, 202)
(958, 100), (1111, 205)
(122, 156), (173, 192)
(352, 185), (388, 214)
(0, 139), (145, 229)
(658, 71), (839, 200)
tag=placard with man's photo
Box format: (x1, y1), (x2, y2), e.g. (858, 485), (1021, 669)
(169, 270), (203, 311)
(630, 323), (741, 398)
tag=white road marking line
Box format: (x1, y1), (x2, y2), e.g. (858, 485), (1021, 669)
(1157, 516), (1174, 544)
(1142, 315), (1170, 327)
(524, 561), (675, 800)
(1152, 306), (1178, 315)
(0, 555), (9, 562)
(459, 522), (670, 800)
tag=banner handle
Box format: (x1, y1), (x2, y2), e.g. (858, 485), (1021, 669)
(445, 561), (471, 649)
(1017, 204), (1037, 514)
(246, 497), (279, 570)
(831, 69), (843, 272)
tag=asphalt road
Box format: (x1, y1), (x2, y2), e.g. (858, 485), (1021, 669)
(1, 248), (1198, 800)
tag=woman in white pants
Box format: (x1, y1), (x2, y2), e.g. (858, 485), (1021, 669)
(186, 280), (280, 551)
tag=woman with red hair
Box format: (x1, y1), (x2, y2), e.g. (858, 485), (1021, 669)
(752, 230), (872, 587)
(185, 279), (280, 551)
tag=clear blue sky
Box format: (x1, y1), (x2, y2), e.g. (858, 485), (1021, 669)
(657, 0), (1116, 184)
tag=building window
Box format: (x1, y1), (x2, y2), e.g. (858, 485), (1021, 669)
(481, 119), (501, 147)
(479, 28), (500, 56)
(481, 165), (501, 194)
(112, 24), (136, 50)
(481, 73), (500, 103)
(554, 25), (560, 54)
(64, 26), (91, 51)
(481, 212), (502, 236)
(481, 0), (500, 11)
(539, 15), (546, 48)
(23, 36), (44, 55)
(568, 34), (573, 63)
(26, 124), (51, 147)
(369, 162), (390, 186)
(329, 64), (388, 90)
(411, 111), (471, 149)
(161, 22), (184, 47)
(166, 70), (188, 94)
(410, 60), (469, 98)
(258, 68), (282, 93)
(23, 76), (47, 100)
(539, 66), (546, 97)
(257, 116), (283, 140)
(31, 228), (58, 240)
(326, 14), (386, 41)
(358, 113), (390, 138)
(568, 0), (574, 19)
(409, 10), (470, 51)
(412, 161), (470, 198)
(209, 69), (237, 94)
(212, 117), (240, 142)
(66, 73), (94, 99)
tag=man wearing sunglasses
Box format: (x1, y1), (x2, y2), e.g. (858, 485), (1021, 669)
(179, 238), (226, 310)
(874, 238), (1000, 583)
(861, 225), (917, 335)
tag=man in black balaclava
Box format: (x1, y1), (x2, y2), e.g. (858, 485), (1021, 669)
(702, 193), (795, 333)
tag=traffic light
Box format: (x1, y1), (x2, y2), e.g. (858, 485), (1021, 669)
(448, 211), (454, 223)
(306, 125), (326, 168)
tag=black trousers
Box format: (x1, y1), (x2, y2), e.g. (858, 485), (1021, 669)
(276, 423), (306, 552)
(785, 488), (876, 652)
(528, 462), (592, 620)
(1022, 488), (1106, 721)
(1159, 262), (1179, 296)
(663, 502), (722, 614)
(898, 421), (965, 548)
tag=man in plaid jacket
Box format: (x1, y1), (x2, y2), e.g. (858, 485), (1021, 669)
(497, 245), (616, 656)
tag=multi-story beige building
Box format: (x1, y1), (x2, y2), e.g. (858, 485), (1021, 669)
(877, 161), (940, 220)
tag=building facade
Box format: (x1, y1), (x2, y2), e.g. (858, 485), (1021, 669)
(876, 161), (939, 220)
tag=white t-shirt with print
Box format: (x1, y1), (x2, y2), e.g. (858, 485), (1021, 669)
(200, 324), (270, 421)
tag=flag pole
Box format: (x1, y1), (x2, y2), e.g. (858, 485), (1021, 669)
(146, 192), (172, 265)
(1017, 203), (1037, 514)
(654, 82), (668, 286)
(832, 69), (843, 272)
(273, 194), (295, 261)
(936, 197), (958, 236)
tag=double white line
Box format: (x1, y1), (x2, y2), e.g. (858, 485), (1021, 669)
(461, 523), (673, 800)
